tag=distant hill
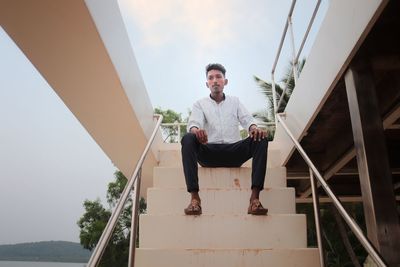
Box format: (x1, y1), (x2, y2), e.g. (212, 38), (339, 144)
(0, 241), (91, 263)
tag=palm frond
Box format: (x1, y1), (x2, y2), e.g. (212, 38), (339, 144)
(252, 110), (273, 123)
(281, 58), (306, 96)
(253, 75), (289, 112)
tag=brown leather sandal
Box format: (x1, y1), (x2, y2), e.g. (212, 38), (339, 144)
(248, 199), (268, 215)
(184, 199), (202, 215)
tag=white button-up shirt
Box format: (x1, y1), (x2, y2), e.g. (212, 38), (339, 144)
(187, 95), (256, 144)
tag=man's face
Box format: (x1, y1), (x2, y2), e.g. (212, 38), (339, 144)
(206, 69), (228, 94)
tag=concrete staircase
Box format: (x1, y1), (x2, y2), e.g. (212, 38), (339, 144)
(135, 144), (320, 266)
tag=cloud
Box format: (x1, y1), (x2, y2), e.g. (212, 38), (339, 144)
(122, 0), (237, 48)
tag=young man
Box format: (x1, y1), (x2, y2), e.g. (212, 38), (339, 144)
(181, 63), (268, 216)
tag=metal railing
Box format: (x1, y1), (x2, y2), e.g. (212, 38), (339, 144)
(271, 0), (321, 116)
(160, 122), (186, 142)
(271, 0), (387, 266)
(86, 114), (163, 267)
(276, 114), (387, 267)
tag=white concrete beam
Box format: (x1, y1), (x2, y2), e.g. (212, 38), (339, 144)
(0, 0), (160, 195)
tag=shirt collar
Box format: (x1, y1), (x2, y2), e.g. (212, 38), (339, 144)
(209, 93), (226, 102)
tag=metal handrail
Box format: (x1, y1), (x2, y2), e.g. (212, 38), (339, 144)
(276, 113), (387, 267)
(271, 0), (322, 113)
(87, 114), (163, 267)
(277, 67), (295, 110)
(271, 0), (297, 75)
(270, 1), (387, 265)
(295, 0), (322, 64)
(160, 122), (185, 142)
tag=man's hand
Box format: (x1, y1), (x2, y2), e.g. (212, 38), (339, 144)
(249, 125), (267, 141)
(191, 127), (208, 144)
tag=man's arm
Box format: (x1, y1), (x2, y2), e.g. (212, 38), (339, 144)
(237, 99), (267, 141)
(187, 101), (208, 144)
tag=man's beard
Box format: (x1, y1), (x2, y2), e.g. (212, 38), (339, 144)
(212, 85), (221, 92)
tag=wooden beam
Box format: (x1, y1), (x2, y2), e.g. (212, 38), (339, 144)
(345, 65), (400, 264)
(299, 105), (400, 198)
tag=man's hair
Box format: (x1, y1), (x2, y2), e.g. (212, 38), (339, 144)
(205, 63), (226, 76)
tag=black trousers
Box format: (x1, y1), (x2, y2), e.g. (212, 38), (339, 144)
(181, 133), (268, 192)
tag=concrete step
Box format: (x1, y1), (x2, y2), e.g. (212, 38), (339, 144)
(139, 214), (307, 249)
(153, 166), (286, 188)
(146, 188), (295, 215)
(135, 248), (320, 267)
(158, 146), (282, 168)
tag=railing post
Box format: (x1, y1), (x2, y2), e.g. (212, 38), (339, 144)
(128, 167), (142, 267)
(277, 68), (294, 111)
(288, 16), (299, 85)
(271, 73), (278, 125)
(176, 123), (181, 142)
(309, 168), (326, 267)
(270, 0), (297, 115)
(86, 115), (163, 267)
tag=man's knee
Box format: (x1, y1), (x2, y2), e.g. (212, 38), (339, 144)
(249, 137), (268, 148)
(181, 132), (197, 146)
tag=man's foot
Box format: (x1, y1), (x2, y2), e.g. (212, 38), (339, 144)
(184, 199), (202, 215)
(247, 199), (268, 215)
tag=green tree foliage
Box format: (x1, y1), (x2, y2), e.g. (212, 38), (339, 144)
(78, 200), (111, 251)
(253, 59), (306, 140)
(254, 59), (306, 118)
(77, 171), (147, 267)
(297, 202), (367, 266)
(154, 107), (183, 123)
(107, 171), (129, 207)
(154, 107), (188, 143)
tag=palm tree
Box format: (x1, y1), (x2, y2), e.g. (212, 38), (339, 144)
(253, 59), (306, 140)
(254, 58), (306, 120)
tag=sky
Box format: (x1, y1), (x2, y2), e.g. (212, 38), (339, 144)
(119, 0), (329, 117)
(0, 1), (328, 245)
